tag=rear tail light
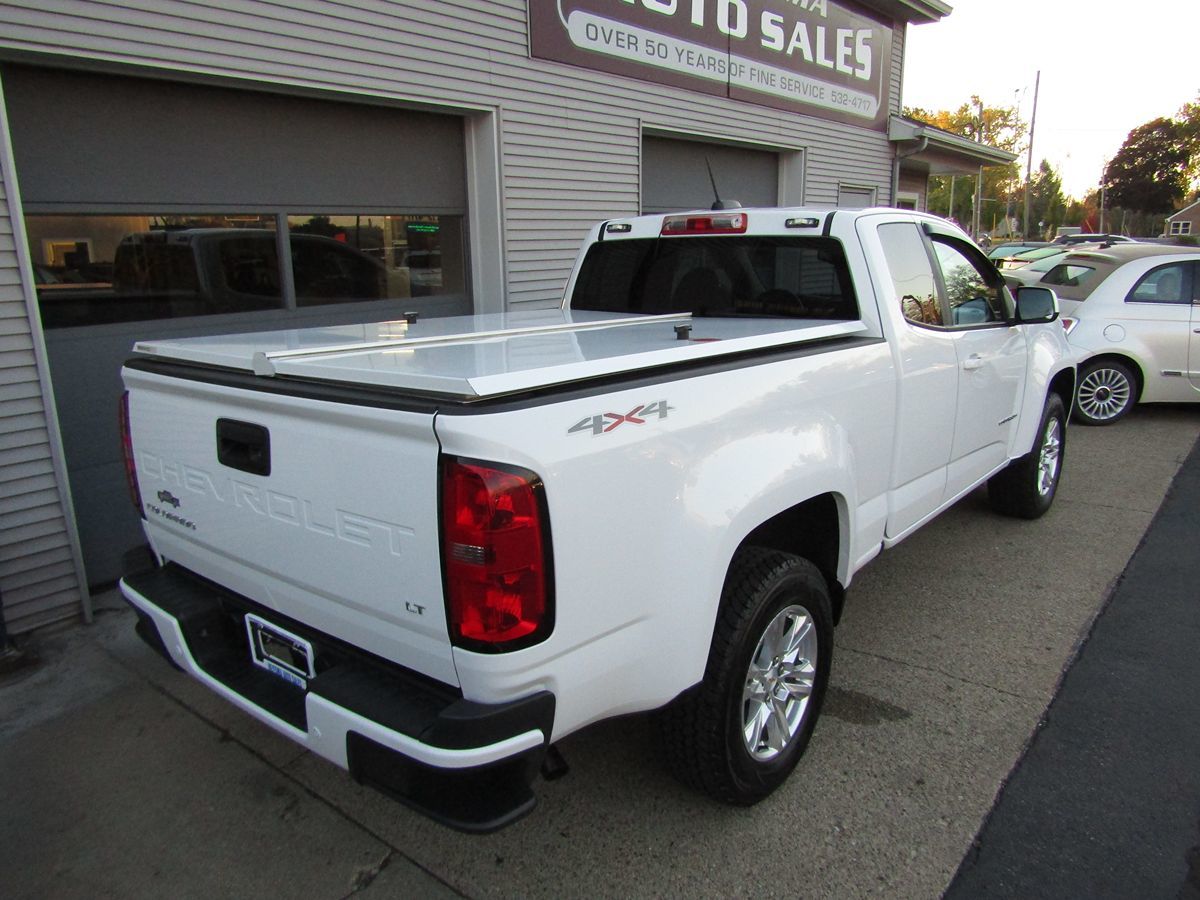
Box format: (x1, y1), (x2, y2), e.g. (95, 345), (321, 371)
(441, 457), (553, 652)
(661, 212), (748, 236)
(119, 392), (145, 518)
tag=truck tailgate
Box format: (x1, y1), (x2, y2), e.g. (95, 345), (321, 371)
(122, 365), (456, 686)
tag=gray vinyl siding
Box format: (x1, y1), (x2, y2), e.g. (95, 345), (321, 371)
(0, 0), (903, 308)
(890, 24), (906, 116)
(0, 136), (87, 634)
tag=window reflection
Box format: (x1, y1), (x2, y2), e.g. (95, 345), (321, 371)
(931, 240), (1003, 324)
(25, 212), (467, 328)
(26, 214), (280, 327)
(878, 222), (942, 326)
(285, 214), (464, 306)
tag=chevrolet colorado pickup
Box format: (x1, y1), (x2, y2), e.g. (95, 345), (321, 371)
(118, 207), (1075, 831)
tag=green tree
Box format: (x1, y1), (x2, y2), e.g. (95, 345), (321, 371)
(904, 97), (1027, 233)
(1104, 117), (1191, 213)
(1026, 160), (1067, 238)
(1177, 92), (1200, 194)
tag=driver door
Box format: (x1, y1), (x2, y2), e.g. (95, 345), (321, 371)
(928, 236), (1028, 499)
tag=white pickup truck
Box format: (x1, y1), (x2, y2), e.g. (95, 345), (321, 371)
(118, 207), (1075, 831)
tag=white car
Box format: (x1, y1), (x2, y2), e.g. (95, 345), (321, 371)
(1000, 243), (1113, 289)
(1047, 244), (1200, 424)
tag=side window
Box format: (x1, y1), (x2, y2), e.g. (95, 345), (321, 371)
(1125, 263), (1192, 304)
(929, 238), (1008, 326)
(878, 222), (942, 326)
(1041, 264), (1095, 288)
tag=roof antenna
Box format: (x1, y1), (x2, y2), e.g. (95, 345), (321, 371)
(706, 157), (742, 211)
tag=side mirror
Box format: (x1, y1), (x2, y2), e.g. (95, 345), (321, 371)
(1015, 286), (1059, 324)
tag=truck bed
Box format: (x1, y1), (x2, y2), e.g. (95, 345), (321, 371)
(132, 309), (868, 399)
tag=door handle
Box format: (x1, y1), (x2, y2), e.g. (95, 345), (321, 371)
(962, 354), (985, 371)
(217, 418), (271, 476)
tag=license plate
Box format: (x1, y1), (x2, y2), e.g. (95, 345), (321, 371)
(245, 613), (315, 690)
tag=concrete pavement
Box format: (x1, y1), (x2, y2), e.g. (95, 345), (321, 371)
(2, 405), (1197, 899)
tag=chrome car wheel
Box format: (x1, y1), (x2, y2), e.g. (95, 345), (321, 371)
(1076, 364), (1133, 424)
(1036, 416), (1063, 497)
(742, 604), (818, 760)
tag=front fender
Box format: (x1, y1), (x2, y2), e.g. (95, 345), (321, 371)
(1012, 322), (1075, 456)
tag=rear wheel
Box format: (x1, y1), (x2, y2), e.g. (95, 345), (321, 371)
(659, 547), (833, 804)
(1074, 359), (1136, 425)
(988, 393), (1065, 519)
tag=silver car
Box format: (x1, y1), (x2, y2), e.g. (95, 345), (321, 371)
(1048, 244), (1200, 424)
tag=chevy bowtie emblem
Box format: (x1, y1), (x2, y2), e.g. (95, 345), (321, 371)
(157, 490), (182, 509)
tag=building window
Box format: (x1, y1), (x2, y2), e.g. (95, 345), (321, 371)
(285, 215), (465, 306)
(1169, 221), (1192, 235)
(25, 212), (465, 328)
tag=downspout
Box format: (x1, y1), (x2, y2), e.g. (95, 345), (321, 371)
(891, 138), (929, 207)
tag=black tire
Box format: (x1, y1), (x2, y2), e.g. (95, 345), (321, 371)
(1073, 359), (1137, 425)
(988, 393), (1066, 519)
(659, 547), (833, 805)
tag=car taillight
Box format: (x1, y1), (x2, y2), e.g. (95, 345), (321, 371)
(660, 212), (748, 235)
(441, 457), (553, 652)
(119, 392), (145, 518)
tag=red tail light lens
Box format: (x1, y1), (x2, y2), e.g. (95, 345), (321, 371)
(119, 392), (145, 518)
(441, 457), (553, 652)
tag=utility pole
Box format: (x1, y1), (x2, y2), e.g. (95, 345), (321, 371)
(1099, 173), (1107, 233)
(1022, 70), (1040, 240)
(973, 100), (984, 239)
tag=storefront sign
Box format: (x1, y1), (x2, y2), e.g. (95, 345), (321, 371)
(529, 0), (893, 129)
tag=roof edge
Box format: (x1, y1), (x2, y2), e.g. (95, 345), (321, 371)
(862, 0), (952, 25)
(1166, 197), (1200, 221)
(889, 115), (1018, 166)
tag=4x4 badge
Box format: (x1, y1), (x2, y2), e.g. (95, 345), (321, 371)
(157, 490), (182, 509)
(568, 400), (673, 436)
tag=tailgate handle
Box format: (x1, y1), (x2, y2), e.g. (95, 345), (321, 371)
(217, 419), (271, 476)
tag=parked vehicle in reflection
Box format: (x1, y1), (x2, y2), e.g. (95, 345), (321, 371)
(1050, 244), (1200, 424)
(38, 228), (388, 327)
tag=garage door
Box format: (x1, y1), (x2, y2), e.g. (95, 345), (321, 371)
(642, 137), (779, 213)
(4, 64), (471, 585)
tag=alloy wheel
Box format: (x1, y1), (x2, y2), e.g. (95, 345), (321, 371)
(742, 604), (818, 760)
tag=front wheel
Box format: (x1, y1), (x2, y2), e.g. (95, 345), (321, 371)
(659, 547), (833, 805)
(987, 393), (1066, 519)
(1074, 359), (1137, 425)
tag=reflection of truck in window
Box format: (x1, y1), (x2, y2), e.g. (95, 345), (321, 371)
(38, 228), (387, 328)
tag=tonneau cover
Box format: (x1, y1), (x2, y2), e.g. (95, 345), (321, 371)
(132, 310), (867, 400)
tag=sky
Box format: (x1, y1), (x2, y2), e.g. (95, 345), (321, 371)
(902, 0), (1200, 199)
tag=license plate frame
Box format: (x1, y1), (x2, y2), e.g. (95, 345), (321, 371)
(245, 613), (315, 690)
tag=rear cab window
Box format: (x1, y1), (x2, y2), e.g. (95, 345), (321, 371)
(570, 235), (858, 320)
(1040, 263), (1096, 288)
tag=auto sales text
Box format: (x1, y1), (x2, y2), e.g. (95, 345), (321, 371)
(617, 0), (874, 80)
